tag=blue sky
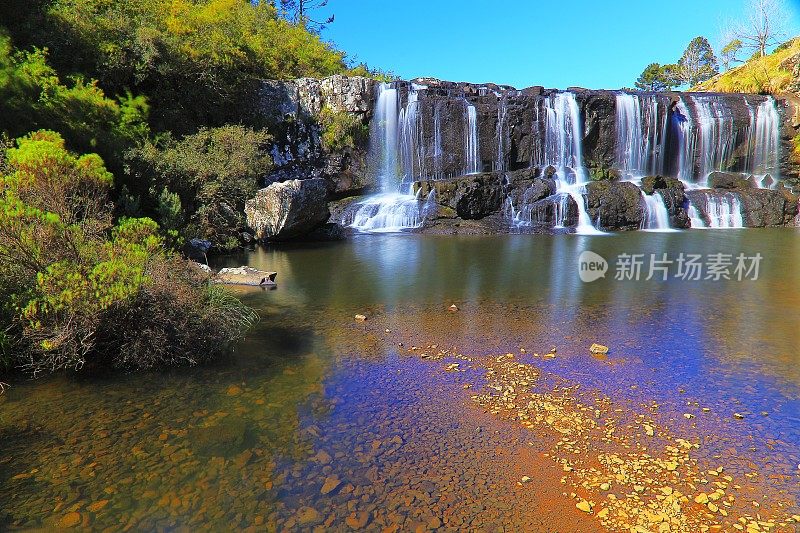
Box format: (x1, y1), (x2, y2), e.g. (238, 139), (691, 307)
(317, 0), (800, 90)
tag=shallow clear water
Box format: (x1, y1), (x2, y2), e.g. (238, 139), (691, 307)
(2, 230), (799, 530)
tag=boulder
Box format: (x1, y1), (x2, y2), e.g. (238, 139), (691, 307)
(586, 181), (643, 230)
(414, 172), (504, 220)
(707, 171), (755, 190)
(215, 267), (277, 287)
(641, 175), (685, 195)
(245, 179), (330, 240)
(739, 188), (800, 227)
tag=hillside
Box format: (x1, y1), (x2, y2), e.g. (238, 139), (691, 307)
(694, 37), (800, 95)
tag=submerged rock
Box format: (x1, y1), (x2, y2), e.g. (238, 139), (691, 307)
(245, 178), (330, 240)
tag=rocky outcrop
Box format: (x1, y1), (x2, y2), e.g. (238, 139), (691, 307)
(413, 173), (505, 220)
(245, 179), (329, 240)
(259, 76), (375, 197)
(739, 188), (799, 227)
(585, 181), (643, 230)
(640, 176), (690, 228)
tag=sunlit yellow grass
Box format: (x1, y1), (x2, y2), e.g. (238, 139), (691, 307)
(693, 37), (800, 94)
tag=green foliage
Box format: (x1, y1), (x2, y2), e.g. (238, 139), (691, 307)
(677, 36), (719, 87)
(5, 0), (357, 133)
(635, 63), (678, 91)
(0, 131), (254, 376)
(0, 34), (149, 172)
(694, 37), (800, 94)
(126, 125), (273, 250)
(318, 106), (368, 152)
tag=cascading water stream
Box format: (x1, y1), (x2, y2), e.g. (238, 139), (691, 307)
(752, 97), (780, 187)
(639, 191), (675, 231)
(536, 92), (603, 235)
(615, 93), (668, 179)
(347, 83), (433, 232)
(465, 102), (480, 175)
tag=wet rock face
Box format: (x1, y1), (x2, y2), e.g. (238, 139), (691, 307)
(739, 188), (800, 227)
(245, 179), (330, 240)
(585, 181), (644, 231)
(414, 173), (505, 220)
(640, 176), (690, 228)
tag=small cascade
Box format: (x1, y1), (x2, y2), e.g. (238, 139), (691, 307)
(348, 190), (435, 232)
(524, 92), (603, 234)
(686, 201), (707, 229)
(688, 192), (744, 229)
(494, 93), (508, 172)
(640, 191), (674, 231)
(752, 97), (780, 187)
(349, 83), (430, 232)
(705, 193), (744, 228)
(464, 102), (480, 174)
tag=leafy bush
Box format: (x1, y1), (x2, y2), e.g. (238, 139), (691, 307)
(318, 106), (369, 152)
(5, 0), (357, 132)
(0, 35), (149, 173)
(0, 131), (255, 376)
(126, 125), (273, 250)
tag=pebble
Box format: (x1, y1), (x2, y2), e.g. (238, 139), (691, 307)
(575, 499), (593, 513)
(59, 512), (82, 528)
(354, 314), (367, 322)
(320, 476), (341, 495)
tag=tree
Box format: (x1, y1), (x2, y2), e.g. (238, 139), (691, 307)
(729, 0), (790, 57)
(278, 0), (335, 31)
(635, 63), (678, 91)
(677, 37), (719, 87)
(721, 39), (744, 70)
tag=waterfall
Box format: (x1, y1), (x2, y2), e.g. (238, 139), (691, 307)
(674, 97), (697, 184)
(616, 93), (645, 177)
(686, 201), (707, 229)
(692, 95), (736, 186)
(371, 82), (399, 191)
(433, 102), (444, 180)
(752, 97), (780, 187)
(494, 93), (508, 172)
(399, 84), (425, 182)
(347, 83), (431, 232)
(465, 102), (480, 175)
(537, 92), (603, 234)
(616, 93), (669, 179)
(640, 191), (674, 231)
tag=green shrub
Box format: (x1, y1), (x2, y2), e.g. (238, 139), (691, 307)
(0, 131), (255, 376)
(0, 35), (149, 173)
(318, 106), (368, 152)
(126, 125), (273, 250)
